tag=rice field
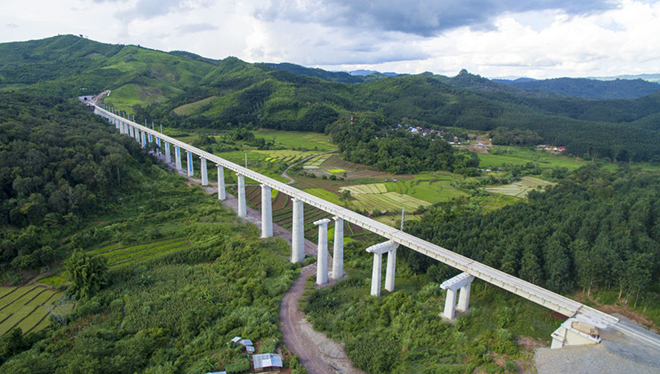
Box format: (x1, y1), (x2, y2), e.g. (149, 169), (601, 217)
(351, 192), (431, 213)
(484, 176), (556, 198)
(302, 153), (333, 169)
(0, 286), (68, 337)
(254, 150), (314, 164)
(89, 237), (192, 268)
(339, 183), (389, 194)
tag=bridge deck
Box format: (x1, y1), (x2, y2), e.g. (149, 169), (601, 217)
(94, 105), (618, 328)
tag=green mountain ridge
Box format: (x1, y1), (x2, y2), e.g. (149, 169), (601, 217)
(1, 35), (660, 162)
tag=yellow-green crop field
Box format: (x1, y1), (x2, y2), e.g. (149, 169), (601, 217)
(0, 286), (67, 337)
(89, 237), (192, 268)
(302, 153), (333, 169)
(339, 183), (389, 194)
(254, 150), (314, 164)
(485, 176), (556, 198)
(351, 192), (430, 213)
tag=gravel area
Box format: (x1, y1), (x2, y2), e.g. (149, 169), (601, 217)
(535, 315), (660, 374)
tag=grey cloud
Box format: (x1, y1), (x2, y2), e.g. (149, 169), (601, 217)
(256, 0), (619, 37)
(177, 23), (218, 34)
(6, 23), (18, 28)
(118, 0), (215, 23)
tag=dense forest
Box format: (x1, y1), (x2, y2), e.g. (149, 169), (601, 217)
(0, 92), (151, 270)
(0, 93), (305, 373)
(403, 165), (660, 303)
(328, 114), (479, 174)
(2, 35), (660, 163)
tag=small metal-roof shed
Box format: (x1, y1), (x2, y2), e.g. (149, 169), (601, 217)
(253, 353), (283, 371)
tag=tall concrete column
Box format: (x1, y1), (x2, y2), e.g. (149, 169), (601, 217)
(200, 158), (208, 186)
(217, 165), (226, 200)
(128, 125), (133, 138)
(115, 119), (119, 130)
(186, 151), (194, 177)
(237, 174), (246, 217)
(165, 142), (171, 164)
(261, 185), (273, 238)
(155, 137), (161, 155)
(148, 133), (153, 144)
(385, 248), (397, 292)
(136, 128), (141, 143)
(291, 199), (305, 263)
(314, 219), (331, 285)
(371, 253), (383, 296)
(443, 289), (457, 319)
(332, 217), (344, 280)
(175, 146), (182, 171)
(457, 284), (472, 312)
(440, 273), (475, 320)
(141, 131), (147, 148)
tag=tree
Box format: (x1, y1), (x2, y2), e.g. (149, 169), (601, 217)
(65, 249), (108, 299)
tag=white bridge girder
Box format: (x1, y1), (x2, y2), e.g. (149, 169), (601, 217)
(92, 104), (621, 333)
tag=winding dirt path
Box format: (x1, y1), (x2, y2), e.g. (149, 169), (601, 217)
(162, 153), (362, 374)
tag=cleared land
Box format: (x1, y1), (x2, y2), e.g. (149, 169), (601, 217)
(254, 129), (336, 151)
(478, 147), (584, 170)
(0, 286), (66, 336)
(485, 176), (557, 198)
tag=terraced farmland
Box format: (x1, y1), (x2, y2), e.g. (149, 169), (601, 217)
(302, 153), (332, 169)
(255, 150), (314, 164)
(0, 286), (66, 337)
(339, 183), (388, 194)
(90, 237), (192, 267)
(485, 176), (556, 198)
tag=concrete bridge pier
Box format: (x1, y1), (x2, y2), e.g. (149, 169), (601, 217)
(128, 125), (133, 138)
(155, 137), (161, 155)
(291, 199), (305, 263)
(366, 241), (399, 296)
(217, 165), (226, 200)
(200, 158), (208, 186)
(314, 219), (331, 285)
(186, 151), (194, 177)
(141, 131), (147, 148)
(164, 142), (171, 164)
(261, 185), (273, 238)
(175, 146), (182, 171)
(237, 174), (246, 217)
(440, 272), (475, 320)
(134, 128), (141, 143)
(332, 217), (344, 280)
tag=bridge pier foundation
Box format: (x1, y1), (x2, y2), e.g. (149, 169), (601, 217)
(314, 219), (331, 285)
(175, 146), (182, 171)
(291, 199), (305, 263)
(332, 217), (344, 280)
(217, 165), (226, 200)
(366, 241), (399, 296)
(261, 185), (273, 238)
(440, 273), (475, 320)
(237, 174), (246, 217)
(200, 158), (208, 186)
(187, 151), (194, 177)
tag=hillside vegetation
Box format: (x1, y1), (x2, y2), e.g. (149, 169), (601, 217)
(2, 35), (660, 164)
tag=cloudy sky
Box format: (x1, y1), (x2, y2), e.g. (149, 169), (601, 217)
(2, 0), (659, 78)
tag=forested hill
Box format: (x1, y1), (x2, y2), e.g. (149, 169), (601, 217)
(494, 77), (660, 100)
(2, 35), (660, 163)
(404, 165), (660, 303)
